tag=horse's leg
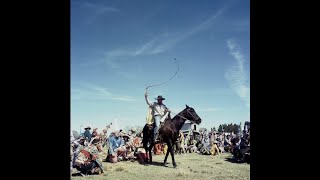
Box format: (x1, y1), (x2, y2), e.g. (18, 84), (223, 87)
(143, 141), (149, 164)
(163, 143), (171, 166)
(169, 139), (177, 168)
(149, 142), (153, 164)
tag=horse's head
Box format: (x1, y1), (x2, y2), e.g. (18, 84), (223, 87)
(184, 105), (202, 125)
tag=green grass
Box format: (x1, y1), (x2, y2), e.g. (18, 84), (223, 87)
(71, 153), (250, 180)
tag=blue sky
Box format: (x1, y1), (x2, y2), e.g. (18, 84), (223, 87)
(71, 0), (250, 133)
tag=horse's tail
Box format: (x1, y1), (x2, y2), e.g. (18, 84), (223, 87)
(142, 124), (147, 144)
(142, 124), (151, 143)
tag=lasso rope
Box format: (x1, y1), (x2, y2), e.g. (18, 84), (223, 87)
(145, 58), (180, 92)
(145, 58), (181, 121)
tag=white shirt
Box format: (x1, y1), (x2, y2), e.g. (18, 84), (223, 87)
(145, 96), (168, 117)
(152, 103), (167, 116)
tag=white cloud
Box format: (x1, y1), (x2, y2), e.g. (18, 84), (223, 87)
(225, 39), (250, 108)
(111, 96), (136, 102)
(89, 85), (112, 96)
(133, 39), (157, 56)
(71, 83), (136, 102)
(97, 7), (227, 69)
(73, 1), (120, 24)
(149, 8), (226, 54)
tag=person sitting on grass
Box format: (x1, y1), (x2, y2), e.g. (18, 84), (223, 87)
(73, 137), (103, 176)
(108, 131), (126, 163)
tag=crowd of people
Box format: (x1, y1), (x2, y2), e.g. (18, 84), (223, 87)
(172, 127), (250, 162)
(70, 123), (250, 176)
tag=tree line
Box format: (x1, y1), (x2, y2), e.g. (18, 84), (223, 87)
(216, 123), (241, 133)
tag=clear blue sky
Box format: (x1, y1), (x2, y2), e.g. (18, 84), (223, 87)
(71, 0), (250, 132)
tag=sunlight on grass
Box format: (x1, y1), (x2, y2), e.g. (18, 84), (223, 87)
(71, 153), (249, 180)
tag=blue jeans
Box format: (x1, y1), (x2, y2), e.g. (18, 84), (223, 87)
(154, 115), (161, 137)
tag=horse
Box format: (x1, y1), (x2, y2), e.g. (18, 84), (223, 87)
(142, 105), (202, 167)
(142, 121), (156, 164)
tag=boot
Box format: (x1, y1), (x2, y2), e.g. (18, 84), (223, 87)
(154, 133), (160, 143)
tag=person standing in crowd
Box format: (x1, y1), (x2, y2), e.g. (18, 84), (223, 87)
(210, 130), (217, 146)
(178, 130), (186, 154)
(83, 126), (92, 143)
(91, 128), (99, 138)
(210, 141), (221, 156)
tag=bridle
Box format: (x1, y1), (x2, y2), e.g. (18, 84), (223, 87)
(186, 109), (198, 120)
(171, 108), (197, 122)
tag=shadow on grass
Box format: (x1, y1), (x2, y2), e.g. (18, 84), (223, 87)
(71, 172), (84, 177)
(72, 172), (103, 177)
(224, 157), (248, 164)
(142, 161), (176, 168)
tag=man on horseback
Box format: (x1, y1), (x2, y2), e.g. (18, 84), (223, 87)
(145, 92), (171, 142)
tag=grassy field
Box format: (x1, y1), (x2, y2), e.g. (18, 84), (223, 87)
(71, 153), (250, 180)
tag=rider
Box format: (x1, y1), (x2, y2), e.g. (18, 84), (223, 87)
(145, 92), (171, 141)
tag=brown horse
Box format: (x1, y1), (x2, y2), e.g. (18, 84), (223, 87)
(142, 123), (155, 164)
(142, 105), (202, 168)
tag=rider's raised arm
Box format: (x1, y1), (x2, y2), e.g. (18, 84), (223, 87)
(145, 91), (153, 106)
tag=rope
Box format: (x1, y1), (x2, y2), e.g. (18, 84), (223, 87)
(145, 58), (179, 92)
(145, 58), (185, 122)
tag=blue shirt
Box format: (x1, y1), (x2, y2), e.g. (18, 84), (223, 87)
(83, 130), (92, 141)
(108, 135), (124, 154)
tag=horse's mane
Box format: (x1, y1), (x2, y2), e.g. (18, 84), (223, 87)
(170, 107), (187, 121)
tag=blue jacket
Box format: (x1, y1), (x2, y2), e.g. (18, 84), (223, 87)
(83, 130), (92, 141)
(108, 135), (124, 154)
